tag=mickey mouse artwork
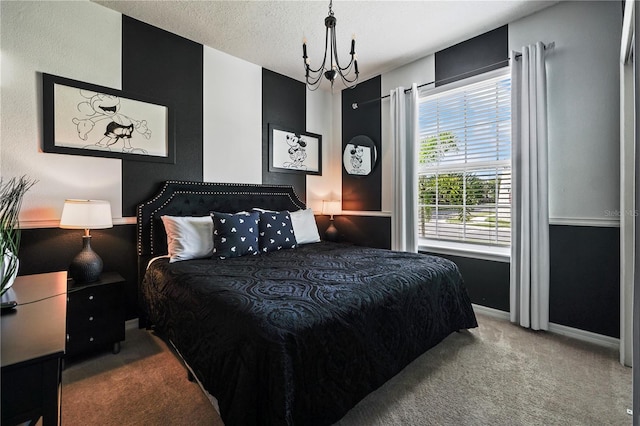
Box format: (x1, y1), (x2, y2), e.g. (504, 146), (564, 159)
(349, 145), (364, 173)
(268, 125), (322, 175)
(43, 73), (172, 162)
(283, 133), (308, 170)
(342, 135), (377, 176)
(72, 90), (152, 154)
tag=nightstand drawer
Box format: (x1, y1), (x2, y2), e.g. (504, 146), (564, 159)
(67, 284), (121, 316)
(66, 325), (124, 356)
(67, 314), (120, 333)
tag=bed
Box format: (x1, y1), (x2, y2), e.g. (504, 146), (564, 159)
(137, 180), (477, 425)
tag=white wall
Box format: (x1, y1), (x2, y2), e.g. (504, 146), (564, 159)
(203, 46), (262, 184)
(509, 1), (621, 224)
(0, 1), (123, 223)
(306, 88), (335, 213)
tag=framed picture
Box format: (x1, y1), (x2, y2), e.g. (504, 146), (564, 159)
(343, 135), (378, 176)
(42, 73), (175, 163)
(268, 124), (322, 175)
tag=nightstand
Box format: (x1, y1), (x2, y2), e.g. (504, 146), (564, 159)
(66, 271), (125, 357)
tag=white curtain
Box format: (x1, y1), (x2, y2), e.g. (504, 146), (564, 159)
(390, 83), (419, 253)
(510, 42), (550, 330)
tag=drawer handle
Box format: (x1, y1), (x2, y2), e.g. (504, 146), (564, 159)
(88, 295), (94, 301)
(89, 337), (94, 342)
(89, 316), (94, 321)
(66, 334), (69, 342)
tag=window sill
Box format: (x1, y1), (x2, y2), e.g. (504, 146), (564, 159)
(419, 239), (510, 263)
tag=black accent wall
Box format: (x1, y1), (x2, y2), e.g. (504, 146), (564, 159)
(549, 225), (620, 338)
(341, 77), (382, 211)
(432, 253), (511, 312)
(435, 25), (508, 87)
(121, 16), (204, 216)
(262, 69), (307, 203)
(316, 215), (391, 249)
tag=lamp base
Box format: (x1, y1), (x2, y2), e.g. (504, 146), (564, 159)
(325, 221), (339, 242)
(69, 235), (103, 283)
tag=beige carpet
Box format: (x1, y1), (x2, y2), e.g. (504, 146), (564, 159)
(61, 313), (632, 425)
(61, 327), (222, 426)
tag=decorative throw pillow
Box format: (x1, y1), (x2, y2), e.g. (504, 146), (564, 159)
(289, 208), (320, 244)
(161, 215), (214, 263)
(258, 211), (297, 253)
(211, 211), (260, 259)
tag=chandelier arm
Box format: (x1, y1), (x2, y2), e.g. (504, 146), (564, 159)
(330, 31), (355, 74)
(306, 60), (326, 74)
(330, 30), (339, 71)
(305, 26), (331, 75)
(336, 57), (355, 73)
(323, 23), (332, 73)
(337, 60), (358, 84)
(306, 71), (324, 86)
(305, 65), (325, 87)
(329, 26), (336, 73)
(339, 73), (358, 86)
(338, 66), (358, 83)
(306, 80), (323, 91)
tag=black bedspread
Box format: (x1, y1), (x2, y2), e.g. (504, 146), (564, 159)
(142, 242), (477, 425)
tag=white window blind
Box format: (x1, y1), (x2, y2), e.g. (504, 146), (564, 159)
(417, 71), (511, 247)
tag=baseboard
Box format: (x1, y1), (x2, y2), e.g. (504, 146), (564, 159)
(126, 319), (138, 331)
(547, 322), (620, 350)
(472, 304), (510, 320)
(472, 304), (620, 350)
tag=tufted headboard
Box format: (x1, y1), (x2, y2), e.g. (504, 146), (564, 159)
(137, 180), (306, 259)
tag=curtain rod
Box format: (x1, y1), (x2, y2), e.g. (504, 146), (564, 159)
(351, 41), (555, 110)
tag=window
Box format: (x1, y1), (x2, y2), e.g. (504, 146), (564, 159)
(417, 70), (511, 248)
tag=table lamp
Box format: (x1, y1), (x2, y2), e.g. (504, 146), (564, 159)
(322, 200), (341, 242)
(60, 199), (113, 283)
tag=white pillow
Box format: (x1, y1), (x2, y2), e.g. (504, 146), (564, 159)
(289, 208), (320, 245)
(251, 207), (274, 213)
(161, 215), (214, 263)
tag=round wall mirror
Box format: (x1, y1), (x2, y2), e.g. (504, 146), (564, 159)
(343, 135), (377, 176)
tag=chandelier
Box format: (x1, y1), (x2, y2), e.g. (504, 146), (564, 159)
(302, 0), (359, 90)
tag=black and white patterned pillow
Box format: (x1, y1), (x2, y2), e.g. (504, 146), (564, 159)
(211, 211), (259, 259)
(258, 211), (297, 253)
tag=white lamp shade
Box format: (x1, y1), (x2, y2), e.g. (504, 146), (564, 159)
(60, 199), (113, 229)
(322, 200), (341, 217)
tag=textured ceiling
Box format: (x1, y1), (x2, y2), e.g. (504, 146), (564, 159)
(93, 0), (558, 90)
